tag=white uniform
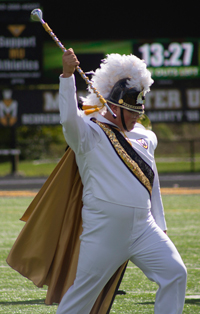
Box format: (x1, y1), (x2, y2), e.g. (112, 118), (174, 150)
(57, 75), (187, 314)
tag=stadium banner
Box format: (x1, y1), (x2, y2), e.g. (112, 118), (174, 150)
(0, 82), (200, 127)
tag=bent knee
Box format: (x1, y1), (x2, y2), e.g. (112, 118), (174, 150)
(172, 259), (187, 284)
(179, 262), (187, 281)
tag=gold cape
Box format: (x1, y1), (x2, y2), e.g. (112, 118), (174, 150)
(6, 147), (127, 314)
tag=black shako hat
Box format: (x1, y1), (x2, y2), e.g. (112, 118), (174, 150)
(106, 78), (145, 115)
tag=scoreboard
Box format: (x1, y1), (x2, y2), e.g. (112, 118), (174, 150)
(1, 32), (200, 125)
(133, 39), (199, 79)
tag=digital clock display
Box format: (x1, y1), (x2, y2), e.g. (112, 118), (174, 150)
(133, 39), (199, 79)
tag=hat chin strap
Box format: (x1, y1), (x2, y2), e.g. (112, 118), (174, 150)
(120, 108), (129, 132)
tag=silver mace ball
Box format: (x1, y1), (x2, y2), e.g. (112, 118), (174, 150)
(31, 8), (44, 23)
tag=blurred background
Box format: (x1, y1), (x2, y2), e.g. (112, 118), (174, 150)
(0, 0), (200, 176)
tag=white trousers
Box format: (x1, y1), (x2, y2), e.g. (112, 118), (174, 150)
(56, 195), (187, 314)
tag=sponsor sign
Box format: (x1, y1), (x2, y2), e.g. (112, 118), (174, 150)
(0, 2), (43, 84)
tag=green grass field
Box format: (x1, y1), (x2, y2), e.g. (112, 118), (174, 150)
(0, 160), (58, 177)
(1, 159), (200, 177)
(0, 194), (200, 313)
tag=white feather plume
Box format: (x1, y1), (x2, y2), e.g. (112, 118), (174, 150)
(80, 53), (153, 117)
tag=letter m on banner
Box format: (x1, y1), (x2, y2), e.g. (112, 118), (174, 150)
(43, 92), (59, 112)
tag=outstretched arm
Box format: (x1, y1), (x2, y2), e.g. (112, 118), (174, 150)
(59, 49), (100, 154)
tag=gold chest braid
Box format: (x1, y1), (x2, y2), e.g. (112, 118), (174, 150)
(92, 118), (154, 196)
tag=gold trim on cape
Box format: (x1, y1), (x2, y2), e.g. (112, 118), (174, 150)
(94, 120), (152, 195)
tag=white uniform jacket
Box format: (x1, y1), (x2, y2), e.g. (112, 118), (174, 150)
(59, 75), (167, 231)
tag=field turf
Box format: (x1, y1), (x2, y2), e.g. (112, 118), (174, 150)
(0, 192), (199, 313)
